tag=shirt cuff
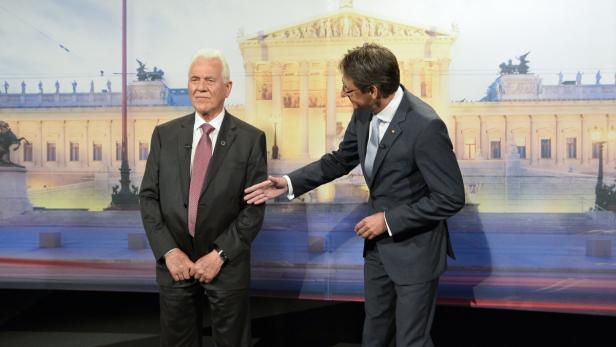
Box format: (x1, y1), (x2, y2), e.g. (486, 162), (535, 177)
(283, 175), (295, 200)
(164, 248), (179, 259)
(383, 212), (393, 237)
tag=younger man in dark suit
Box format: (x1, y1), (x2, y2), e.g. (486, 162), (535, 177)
(244, 43), (464, 347)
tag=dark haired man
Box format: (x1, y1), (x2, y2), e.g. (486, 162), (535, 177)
(245, 43), (464, 346)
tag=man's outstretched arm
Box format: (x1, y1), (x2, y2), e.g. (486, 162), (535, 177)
(243, 175), (288, 205)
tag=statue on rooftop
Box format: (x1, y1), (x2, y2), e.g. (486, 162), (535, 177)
(136, 59), (165, 82)
(499, 52), (531, 75)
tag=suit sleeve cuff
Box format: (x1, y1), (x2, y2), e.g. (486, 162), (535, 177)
(384, 212), (393, 237)
(283, 175), (295, 200)
(164, 248), (180, 259)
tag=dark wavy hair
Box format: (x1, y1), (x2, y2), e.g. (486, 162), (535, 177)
(339, 43), (400, 98)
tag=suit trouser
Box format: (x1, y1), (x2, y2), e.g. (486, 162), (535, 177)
(362, 248), (439, 347)
(159, 281), (251, 347)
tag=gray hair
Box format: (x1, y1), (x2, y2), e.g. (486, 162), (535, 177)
(189, 49), (231, 83)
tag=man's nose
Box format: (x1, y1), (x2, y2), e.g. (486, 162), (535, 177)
(197, 80), (209, 91)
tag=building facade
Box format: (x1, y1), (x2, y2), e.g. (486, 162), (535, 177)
(1, 2), (614, 211)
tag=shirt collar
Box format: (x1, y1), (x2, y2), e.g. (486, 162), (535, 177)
(194, 109), (225, 132)
(374, 86), (403, 123)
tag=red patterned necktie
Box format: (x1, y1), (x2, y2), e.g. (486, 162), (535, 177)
(188, 123), (215, 237)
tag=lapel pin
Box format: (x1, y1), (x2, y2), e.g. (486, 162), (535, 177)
(391, 129), (395, 134)
(220, 140), (226, 146)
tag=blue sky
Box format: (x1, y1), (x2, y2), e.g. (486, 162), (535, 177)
(0, 0), (615, 103)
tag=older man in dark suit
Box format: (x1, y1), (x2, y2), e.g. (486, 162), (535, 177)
(140, 49), (267, 347)
(244, 43), (464, 347)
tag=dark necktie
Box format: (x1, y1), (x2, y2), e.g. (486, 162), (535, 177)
(188, 123), (215, 237)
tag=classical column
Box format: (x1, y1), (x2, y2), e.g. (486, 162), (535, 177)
(244, 62), (256, 124)
(400, 61), (411, 89)
(271, 62), (283, 159)
(299, 61), (310, 158)
(528, 115), (534, 165)
(39, 120), (44, 167)
(326, 60), (337, 152)
(271, 62), (283, 121)
(610, 115), (616, 164)
(452, 115), (460, 156)
(411, 60), (422, 97)
(131, 119), (137, 168)
(438, 59), (450, 103)
(554, 115), (560, 164)
(62, 120), (68, 166)
(503, 115), (508, 160)
(108, 120), (114, 170)
(604, 114), (610, 165)
(579, 115), (584, 165)
(427, 64), (436, 101)
(478, 115), (485, 159)
(85, 120), (91, 168)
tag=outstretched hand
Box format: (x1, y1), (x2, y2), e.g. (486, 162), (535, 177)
(244, 175), (289, 204)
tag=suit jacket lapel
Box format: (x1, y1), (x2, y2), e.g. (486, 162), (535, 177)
(357, 109), (371, 182)
(368, 93), (411, 189)
(200, 112), (237, 197)
(177, 114), (195, 207)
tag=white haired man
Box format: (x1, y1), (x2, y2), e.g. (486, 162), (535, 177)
(140, 49), (267, 347)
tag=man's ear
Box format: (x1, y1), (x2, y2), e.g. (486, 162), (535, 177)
(369, 85), (379, 98)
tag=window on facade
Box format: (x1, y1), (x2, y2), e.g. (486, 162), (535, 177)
(490, 140), (501, 159)
(515, 137), (526, 159)
(517, 146), (526, 159)
(46, 142), (56, 162)
(566, 137), (577, 159)
(541, 139), (551, 159)
(70, 142), (79, 161)
(116, 142), (122, 161)
(592, 143), (602, 159)
(139, 142), (149, 161)
(23, 143), (33, 162)
(463, 137), (476, 160)
(93, 143), (103, 161)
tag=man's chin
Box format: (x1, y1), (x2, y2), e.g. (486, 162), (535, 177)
(352, 104), (370, 112)
(194, 105), (210, 115)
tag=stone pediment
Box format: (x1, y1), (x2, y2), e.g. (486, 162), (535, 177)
(240, 11), (453, 43)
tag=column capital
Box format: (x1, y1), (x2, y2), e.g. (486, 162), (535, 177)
(298, 61), (310, 76)
(437, 58), (452, 68)
(244, 62), (256, 75)
(271, 62), (284, 76)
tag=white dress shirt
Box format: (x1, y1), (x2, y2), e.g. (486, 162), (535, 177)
(190, 110), (225, 173)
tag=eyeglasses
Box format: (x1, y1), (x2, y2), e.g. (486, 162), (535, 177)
(341, 86), (358, 96)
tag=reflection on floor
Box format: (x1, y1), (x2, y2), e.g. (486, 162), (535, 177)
(1, 290), (615, 347)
